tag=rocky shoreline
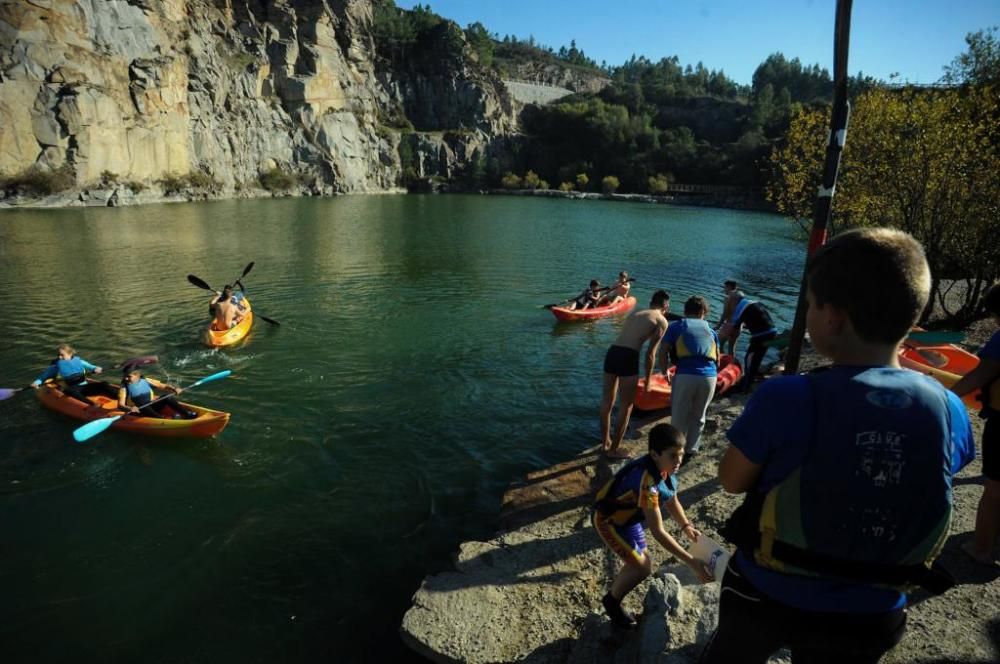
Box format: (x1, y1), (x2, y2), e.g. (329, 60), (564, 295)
(400, 343), (999, 663)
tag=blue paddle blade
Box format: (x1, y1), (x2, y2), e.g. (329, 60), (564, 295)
(190, 370), (232, 388)
(0, 388), (20, 401)
(73, 414), (123, 443)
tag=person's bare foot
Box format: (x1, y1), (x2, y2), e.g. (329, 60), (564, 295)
(961, 541), (997, 566)
(605, 447), (631, 460)
(600, 439), (612, 452)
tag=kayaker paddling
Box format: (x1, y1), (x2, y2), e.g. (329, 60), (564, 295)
(119, 367), (198, 420)
(210, 285), (246, 330)
(601, 290), (671, 458)
(597, 272), (632, 307)
(31, 344), (106, 407)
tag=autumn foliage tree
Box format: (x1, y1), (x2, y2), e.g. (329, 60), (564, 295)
(768, 86), (1000, 322)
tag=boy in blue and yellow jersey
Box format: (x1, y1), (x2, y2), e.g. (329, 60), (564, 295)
(952, 283), (1000, 565)
(31, 343), (105, 406)
(118, 367), (197, 420)
(593, 423), (712, 629)
(661, 296), (720, 460)
(701, 229), (975, 663)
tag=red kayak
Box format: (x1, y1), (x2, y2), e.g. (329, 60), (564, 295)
(550, 296), (636, 322)
(634, 355), (743, 411)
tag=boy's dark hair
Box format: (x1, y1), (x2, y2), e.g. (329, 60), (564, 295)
(724, 280), (738, 290)
(650, 289), (670, 308)
(590, 279), (600, 289)
(984, 283), (1000, 317)
(649, 422), (685, 453)
(684, 296), (709, 317)
(807, 228), (930, 345)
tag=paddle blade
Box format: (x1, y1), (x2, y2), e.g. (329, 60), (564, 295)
(187, 274), (213, 291)
(241, 262), (255, 278)
(0, 387), (23, 401)
(73, 414), (123, 443)
(117, 355), (159, 370)
(257, 314), (280, 326)
(907, 331), (965, 345)
(190, 370), (232, 388)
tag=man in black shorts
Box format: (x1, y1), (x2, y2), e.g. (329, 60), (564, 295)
(600, 290), (670, 458)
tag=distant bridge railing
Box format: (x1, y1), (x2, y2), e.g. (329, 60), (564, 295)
(666, 184), (764, 197)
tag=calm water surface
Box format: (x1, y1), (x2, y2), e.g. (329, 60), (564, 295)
(0, 195), (803, 662)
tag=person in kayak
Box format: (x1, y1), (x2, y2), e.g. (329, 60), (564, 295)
(592, 422), (711, 629)
(598, 272), (632, 307)
(601, 289), (671, 458)
(31, 344), (106, 406)
(118, 367), (197, 420)
(716, 280), (745, 355)
(951, 282), (1000, 565)
(210, 285), (246, 330)
(565, 280), (603, 311)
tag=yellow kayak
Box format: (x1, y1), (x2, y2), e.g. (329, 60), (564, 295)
(203, 296), (253, 347)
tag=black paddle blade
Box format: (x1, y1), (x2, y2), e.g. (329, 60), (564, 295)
(257, 313), (280, 326)
(188, 274), (213, 291)
(117, 355), (159, 371)
(241, 262), (255, 278)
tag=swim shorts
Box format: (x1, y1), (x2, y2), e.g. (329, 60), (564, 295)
(592, 512), (646, 565)
(983, 416), (998, 482)
(604, 345), (640, 377)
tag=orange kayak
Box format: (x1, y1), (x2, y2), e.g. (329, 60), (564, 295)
(551, 296), (636, 322)
(634, 355), (743, 411)
(204, 296), (253, 347)
(898, 343), (981, 409)
(37, 380), (230, 438)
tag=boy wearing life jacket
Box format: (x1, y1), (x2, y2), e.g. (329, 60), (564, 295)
(119, 367), (197, 420)
(592, 423), (712, 629)
(660, 296), (720, 462)
(568, 280), (603, 311)
(31, 344), (105, 406)
(701, 228), (975, 662)
(951, 283), (1000, 565)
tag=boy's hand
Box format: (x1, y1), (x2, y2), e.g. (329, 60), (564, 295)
(687, 558), (713, 583)
(682, 524), (700, 541)
(94, 367), (103, 375)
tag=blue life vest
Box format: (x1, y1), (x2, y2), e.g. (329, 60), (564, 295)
(726, 368), (955, 593)
(54, 357), (89, 386)
(124, 377), (154, 406)
(671, 319), (719, 374)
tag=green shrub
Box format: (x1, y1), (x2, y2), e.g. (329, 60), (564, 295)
(538, 179), (550, 190)
(158, 171), (220, 194)
(523, 170), (541, 189)
(124, 180), (147, 193)
(575, 173), (589, 190)
(259, 167), (299, 192)
(100, 170), (119, 185)
(1, 164), (76, 196)
(647, 173), (672, 195)
(500, 172), (522, 189)
(558, 181), (574, 192)
(601, 175), (620, 194)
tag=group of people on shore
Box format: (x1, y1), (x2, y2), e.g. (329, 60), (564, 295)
(590, 228), (1000, 662)
(30, 286), (247, 420)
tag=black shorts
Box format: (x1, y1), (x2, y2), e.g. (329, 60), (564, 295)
(983, 416), (998, 482)
(603, 345), (639, 377)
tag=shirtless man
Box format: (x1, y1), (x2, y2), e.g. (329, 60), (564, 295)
(598, 272), (632, 306)
(601, 289), (671, 458)
(210, 285), (245, 330)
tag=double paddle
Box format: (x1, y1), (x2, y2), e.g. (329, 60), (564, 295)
(543, 277), (636, 310)
(71, 370), (232, 443)
(187, 262), (280, 326)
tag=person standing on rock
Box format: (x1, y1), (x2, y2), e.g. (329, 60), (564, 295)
(727, 291), (777, 391)
(703, 229), (975, 663)
(601, 289), (670, 459)
(660, 296), (720, 464)
(715, 280), (744, 355)
(592, 423), (713, 629)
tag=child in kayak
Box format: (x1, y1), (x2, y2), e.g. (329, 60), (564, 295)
(598, 272), (631, 307)
(210, 285), (246, 330)
(951, 282), (1000, 565)
(566, 280), (603, 311)
(592, 422), (712, 629)
(119, 367), (197, 420)
(31, 344), (106, 406)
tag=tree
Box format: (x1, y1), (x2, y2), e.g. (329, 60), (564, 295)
(647, 173), (672, 194)
(768, 87), (1000, 322)
(558, 181), (574, 192)
(575, 173), (589, 191)
(601, 175), (620, 193)
(523, 170), (541, 188)
(942, 26), (1000, 86)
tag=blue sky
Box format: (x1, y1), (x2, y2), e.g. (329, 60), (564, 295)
(395, 1), (1000, 85)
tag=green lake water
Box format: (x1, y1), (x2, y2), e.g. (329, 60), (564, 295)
(0, 195), (804, 662)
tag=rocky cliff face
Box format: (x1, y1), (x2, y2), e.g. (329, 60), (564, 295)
(0, 0), (517, 204)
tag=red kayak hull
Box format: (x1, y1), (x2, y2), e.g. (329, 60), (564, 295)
(551, 296), (636, 322)
(634, 355), (743, 411)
